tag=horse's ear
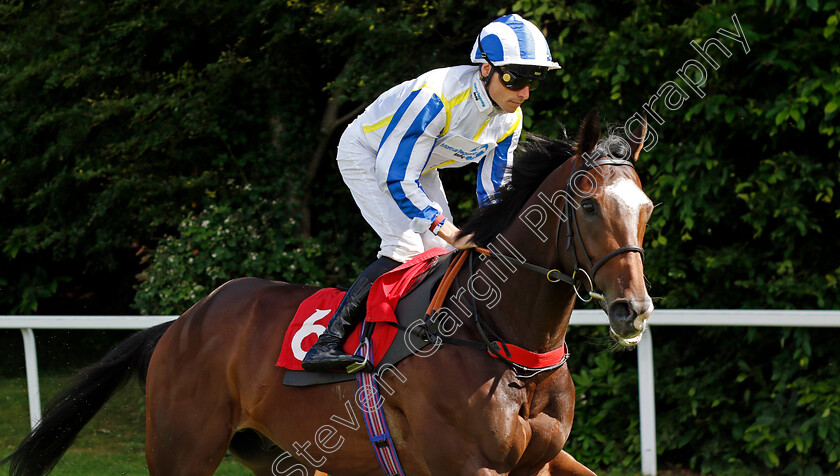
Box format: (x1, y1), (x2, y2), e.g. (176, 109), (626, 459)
(575, 109), (601, 156)
(627, 114), (648, 163)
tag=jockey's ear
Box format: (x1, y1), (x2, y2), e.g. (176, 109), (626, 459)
(575, 109), (601, 156)
(480, 63), (492, 78)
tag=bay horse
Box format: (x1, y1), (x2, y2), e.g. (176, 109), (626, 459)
(3, 110), (654, 475)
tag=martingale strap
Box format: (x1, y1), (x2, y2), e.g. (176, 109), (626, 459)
(354, 323), (406, 476)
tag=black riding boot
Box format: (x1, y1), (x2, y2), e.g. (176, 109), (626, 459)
(301, 257), (399, 373)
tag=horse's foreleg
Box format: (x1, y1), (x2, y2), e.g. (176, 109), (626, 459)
(539, 450), (597, 476)
(227, 433), (326, 476)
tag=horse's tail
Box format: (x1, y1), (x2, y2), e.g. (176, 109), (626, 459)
(1, 320), (174, 476)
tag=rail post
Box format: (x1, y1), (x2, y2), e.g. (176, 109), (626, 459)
(20, 328), (42, 429)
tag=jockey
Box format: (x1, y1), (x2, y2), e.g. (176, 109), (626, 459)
(302, 14), (561, 373)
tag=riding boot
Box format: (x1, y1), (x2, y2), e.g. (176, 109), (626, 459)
(301, 256), (400, 373)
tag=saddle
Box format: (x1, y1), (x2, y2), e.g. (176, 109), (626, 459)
(277, 249), (454, 387)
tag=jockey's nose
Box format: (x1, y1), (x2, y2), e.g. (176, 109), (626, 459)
(518, 86), (530, 99)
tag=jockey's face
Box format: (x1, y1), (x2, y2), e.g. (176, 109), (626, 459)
(481, 63), (531, 114)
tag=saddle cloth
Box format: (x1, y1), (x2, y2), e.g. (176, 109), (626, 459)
(277, 248), (451, 386)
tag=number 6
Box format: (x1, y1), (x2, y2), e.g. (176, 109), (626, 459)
(291, 309), (330, 361)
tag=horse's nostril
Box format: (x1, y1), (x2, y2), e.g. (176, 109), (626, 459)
(608, 300), (635, 323)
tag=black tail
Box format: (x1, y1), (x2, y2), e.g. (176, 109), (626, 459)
(1, 321), (174, 476)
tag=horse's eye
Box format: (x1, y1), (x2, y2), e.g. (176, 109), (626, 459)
(582, 200), (597, 215)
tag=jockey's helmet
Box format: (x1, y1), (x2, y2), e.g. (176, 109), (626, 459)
(471, 14), (561, 87)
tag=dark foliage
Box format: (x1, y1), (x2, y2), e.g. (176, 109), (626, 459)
(2, 0), (838, 473)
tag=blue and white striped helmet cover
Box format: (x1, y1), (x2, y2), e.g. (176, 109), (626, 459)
(470, 14), (561, 70)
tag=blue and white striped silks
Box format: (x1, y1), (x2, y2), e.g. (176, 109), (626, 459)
(350, 65), (522, 234)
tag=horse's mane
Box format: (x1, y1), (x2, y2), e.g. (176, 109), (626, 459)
(460, 129), (632, 247)
(460, 132), (576, 246)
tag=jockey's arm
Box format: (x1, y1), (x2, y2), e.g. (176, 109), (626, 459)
(476, 109), (521, 206)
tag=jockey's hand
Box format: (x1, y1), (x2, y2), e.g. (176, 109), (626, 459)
(437, 220), (476, 250)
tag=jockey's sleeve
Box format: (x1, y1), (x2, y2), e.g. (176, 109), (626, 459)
(374, 87), (447, 233)
(476, 108), (522, 206)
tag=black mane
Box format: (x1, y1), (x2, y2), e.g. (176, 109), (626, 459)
(460, 133), (576, 246)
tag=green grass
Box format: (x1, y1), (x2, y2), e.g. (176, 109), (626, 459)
(0, 371), (251, 475)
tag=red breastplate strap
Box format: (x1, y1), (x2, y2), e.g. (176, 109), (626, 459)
(489, 341), (568, 369)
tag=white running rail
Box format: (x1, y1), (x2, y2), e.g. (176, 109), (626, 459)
(2, 310), (839, 475)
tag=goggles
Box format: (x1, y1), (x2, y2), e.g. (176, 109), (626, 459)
(478, 39), (548, 92)
(492, 65), (543, 91)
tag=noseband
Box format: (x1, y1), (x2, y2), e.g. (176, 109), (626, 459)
(479, 155), (644, 304)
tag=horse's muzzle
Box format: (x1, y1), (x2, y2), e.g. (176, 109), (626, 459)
(608, 298), (653, 347)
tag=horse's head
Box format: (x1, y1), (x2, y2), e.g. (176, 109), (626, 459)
(566, 110), (654, 347)
(460, 111), (654, 350)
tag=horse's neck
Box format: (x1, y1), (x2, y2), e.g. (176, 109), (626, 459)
(470, 161), (578, 353)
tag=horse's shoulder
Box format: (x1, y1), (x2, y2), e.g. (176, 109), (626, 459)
(531, 368), (575, 412)
(512, 372), (576, 470)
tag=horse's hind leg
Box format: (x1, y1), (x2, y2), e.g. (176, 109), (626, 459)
(145, 402), (236, 476)
(145, 364), (238, 475)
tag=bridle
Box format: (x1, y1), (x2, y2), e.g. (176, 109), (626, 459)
(478, 154), (645, 305)
(409, 154), (647, 378)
